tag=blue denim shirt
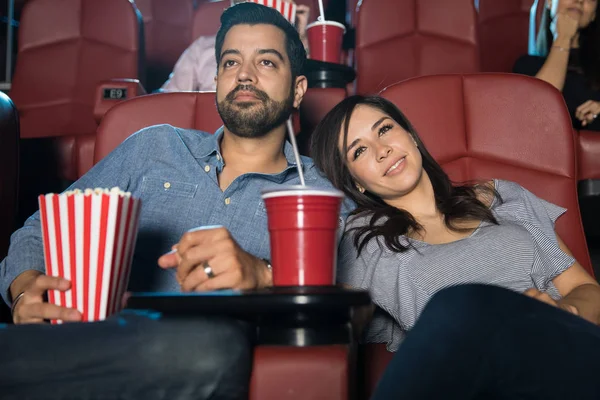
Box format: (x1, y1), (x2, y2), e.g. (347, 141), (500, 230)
(0, 125), (353, 305)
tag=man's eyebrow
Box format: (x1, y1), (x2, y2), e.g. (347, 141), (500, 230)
(257, 49), (285, 62)
(220, 49), (241, 59)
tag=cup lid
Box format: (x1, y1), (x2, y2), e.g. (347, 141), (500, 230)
(306, 20), (346, 33)
(261, 185), (345, 199)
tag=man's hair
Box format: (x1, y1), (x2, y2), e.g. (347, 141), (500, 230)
(215, 2), (306, 79)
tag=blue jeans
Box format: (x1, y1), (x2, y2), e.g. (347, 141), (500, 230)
(372, 284), (600, 400)
(0, 311), (253, 399)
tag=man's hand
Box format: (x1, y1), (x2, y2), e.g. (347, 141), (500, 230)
(158, 226), (272, 292)
(11, 272), (82, 324)
(523, 288), (579, 316)
(575, 100), (600, 126)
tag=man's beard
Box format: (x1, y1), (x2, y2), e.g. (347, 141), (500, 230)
(217, 84), (295, 138)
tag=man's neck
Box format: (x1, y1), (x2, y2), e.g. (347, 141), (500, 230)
(219, 125), (289, 175)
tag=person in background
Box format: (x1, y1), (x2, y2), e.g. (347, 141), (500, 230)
(514, 0), (600, 130)
(161, 0), (310, 92)
(311, 95), (600, 399)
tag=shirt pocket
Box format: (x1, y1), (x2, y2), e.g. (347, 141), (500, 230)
(139, 177), (199, 239)
(141, 177), (198, 198)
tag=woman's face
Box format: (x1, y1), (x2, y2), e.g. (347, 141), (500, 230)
(550, 0), (597, 29)
(338, 105), (423, 201)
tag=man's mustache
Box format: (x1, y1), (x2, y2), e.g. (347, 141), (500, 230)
(225, 85), (269, 102)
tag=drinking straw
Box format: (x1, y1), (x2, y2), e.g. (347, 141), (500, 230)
(286, 117), (306, 186)
(318, 0), (325, 21)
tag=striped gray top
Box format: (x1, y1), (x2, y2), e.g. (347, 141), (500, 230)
(338, 180), (575, 351)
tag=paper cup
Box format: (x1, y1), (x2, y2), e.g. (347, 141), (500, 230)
(38, 188), (141, 323)
(306, 20), (346, 64)
(245, 0), (297, 25)
(262, 186), (344, 286)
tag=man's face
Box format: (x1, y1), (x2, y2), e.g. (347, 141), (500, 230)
(216, 24), (303, 138)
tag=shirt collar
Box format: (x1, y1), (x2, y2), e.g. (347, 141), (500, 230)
(192, 126), (224, 160)
(193, 126), (301, 167)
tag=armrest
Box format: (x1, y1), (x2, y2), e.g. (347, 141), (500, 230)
(577, 130), (600, 181)
(93, 79), (146, 124)
(250, 345), (354, 400)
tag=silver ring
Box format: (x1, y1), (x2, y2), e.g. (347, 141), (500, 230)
(203, 263), (215, 279)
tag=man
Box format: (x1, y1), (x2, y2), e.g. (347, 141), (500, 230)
(160, 0), (310, 92)
(0, 3), (349, 399)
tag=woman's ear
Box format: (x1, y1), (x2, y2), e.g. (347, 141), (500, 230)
(355, 183), (366, 193)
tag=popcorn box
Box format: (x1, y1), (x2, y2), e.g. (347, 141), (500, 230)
(38, 188), (141, 323)
(246, 0), (297, 25)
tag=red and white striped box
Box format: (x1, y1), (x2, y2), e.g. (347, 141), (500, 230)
(38, 188), (141, 323)
(246, 0), (297, 25)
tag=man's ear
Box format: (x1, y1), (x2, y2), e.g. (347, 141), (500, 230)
(293, 75), (308, 109)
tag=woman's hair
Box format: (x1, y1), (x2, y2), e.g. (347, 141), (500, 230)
(535, 2), (600, 88)
(310, 95), (500, 255)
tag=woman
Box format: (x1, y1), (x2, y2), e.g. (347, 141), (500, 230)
(514, 0), (600, 130)
(311, 95), (600, 398)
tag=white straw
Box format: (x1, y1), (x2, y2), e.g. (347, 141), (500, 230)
(286, 117), (306, 186)
(318, 0), (325, 22)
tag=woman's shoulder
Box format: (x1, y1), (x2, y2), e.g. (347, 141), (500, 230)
(513, 54), (547, 75)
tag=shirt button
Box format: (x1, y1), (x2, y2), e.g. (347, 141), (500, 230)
(163, 182), (171, 189)
(204, 165), (210, 172)
(224, 197), (231, 205)
(216, 154), (221, 161)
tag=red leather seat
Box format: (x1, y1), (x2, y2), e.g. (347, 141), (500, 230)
(381, 74), (591, 271)
(192, 0), (230, 39)
(578, 130), (600, 182)
(298, 87), (347, 156)
(354, 0), (480, 94)
(478, 0), (535, 72)
(353, 73), (595, 399)
(11, 0), (143, 183)
(93, 91), (353, 400)
(135, 0), (195, 91)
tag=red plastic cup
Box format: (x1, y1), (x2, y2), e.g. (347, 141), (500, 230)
(262, 186), (345, 286)
(306, 20), (346, 64)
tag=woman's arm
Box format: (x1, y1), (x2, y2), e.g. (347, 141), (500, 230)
(551, 234), (600, 325)
(533, 12), (579, 91)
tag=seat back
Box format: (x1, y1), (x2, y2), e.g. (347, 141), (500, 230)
(11, 0), (144, 140)
(298, 87), (347, 156)
(0, 92), (19, 260)
(135, 0), (194, 91)
(354, 0), (479, 94)
(478, 0), (534, 72)
(380, 73), (591, 271)
(192, 0), (229, 39)
(94, 92), (222, 164)
(360, 73), (594, 400)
